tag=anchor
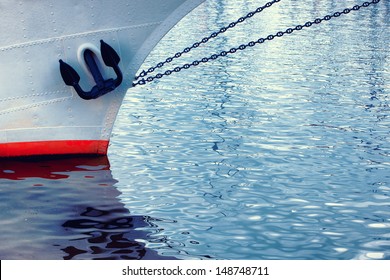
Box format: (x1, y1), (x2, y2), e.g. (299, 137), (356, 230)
(59, 40), (123, 100)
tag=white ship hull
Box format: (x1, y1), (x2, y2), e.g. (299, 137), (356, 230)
(0, 0), (204, 157)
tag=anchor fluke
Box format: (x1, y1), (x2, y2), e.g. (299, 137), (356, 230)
(59, 59), (80, 86)
(100, 40), (123, 87)
(100, 40), (120, 67)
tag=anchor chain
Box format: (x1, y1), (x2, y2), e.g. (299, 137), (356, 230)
(132, 0), (381, 87)
(134, 0), (282, 82)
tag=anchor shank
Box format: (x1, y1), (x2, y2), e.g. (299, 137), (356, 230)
(84, 49), (105, 88)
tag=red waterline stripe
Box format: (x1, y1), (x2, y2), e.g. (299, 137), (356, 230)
(0, 140), (109, 158)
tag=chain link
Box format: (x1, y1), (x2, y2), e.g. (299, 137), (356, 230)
(134, 0), (281, 82)
(133, 0), (381, 87)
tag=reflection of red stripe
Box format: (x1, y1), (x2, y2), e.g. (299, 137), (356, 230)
(0, 140), (109, 158)
(0, 155), (110, 180)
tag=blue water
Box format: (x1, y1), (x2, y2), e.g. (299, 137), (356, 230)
(1, 0), (389, 260)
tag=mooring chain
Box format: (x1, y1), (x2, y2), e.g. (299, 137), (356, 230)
(134, 0), (282, 82)
(132, 0), (381, 87)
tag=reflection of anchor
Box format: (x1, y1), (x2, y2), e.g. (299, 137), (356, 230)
(59, 40), (123, 100)
(62, 207), (177, 260)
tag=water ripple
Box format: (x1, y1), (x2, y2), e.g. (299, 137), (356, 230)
(1, 0), (389, 260)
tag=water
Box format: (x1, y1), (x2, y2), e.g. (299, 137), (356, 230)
(1, 0), (389, 260)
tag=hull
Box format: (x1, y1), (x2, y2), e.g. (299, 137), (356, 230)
(0, 0), (205, 157)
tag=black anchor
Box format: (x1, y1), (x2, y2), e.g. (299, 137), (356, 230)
(59, 40), (123, 100)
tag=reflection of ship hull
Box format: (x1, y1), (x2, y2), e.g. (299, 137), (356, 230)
(0, 157), (174, 260)
(0, 0), (204, 158)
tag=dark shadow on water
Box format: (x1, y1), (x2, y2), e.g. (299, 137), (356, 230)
(61, 206), (170, 260)
(0, 156), (175, 260)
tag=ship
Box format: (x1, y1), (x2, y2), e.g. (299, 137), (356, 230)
(0, 0), (205, 157)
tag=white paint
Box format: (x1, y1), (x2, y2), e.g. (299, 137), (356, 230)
(0, 0), (205, 153)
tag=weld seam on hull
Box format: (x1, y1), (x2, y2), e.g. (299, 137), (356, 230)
(0, 96), (73, 116)
(0, 90), (70, 103)
(0, 22), (162, 52)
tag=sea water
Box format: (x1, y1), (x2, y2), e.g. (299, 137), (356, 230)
(1, 0), (389, 260)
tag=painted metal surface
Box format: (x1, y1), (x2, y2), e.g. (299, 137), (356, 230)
(0, 0), (205, 157)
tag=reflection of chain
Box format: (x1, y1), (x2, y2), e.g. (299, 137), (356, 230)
(133, 0), (381, 87)
(134, 0), (282, 82)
